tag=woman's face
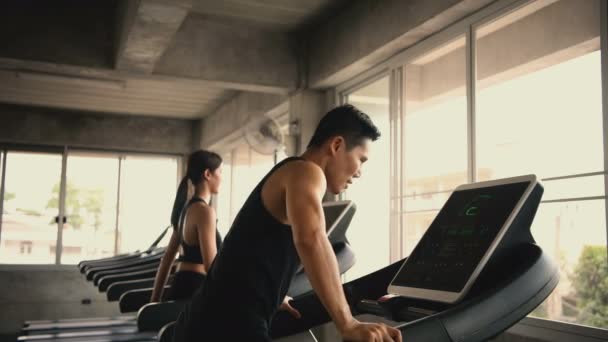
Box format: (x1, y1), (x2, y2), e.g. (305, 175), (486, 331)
(207, 164), (223, 194)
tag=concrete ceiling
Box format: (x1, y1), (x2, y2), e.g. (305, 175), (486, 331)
(190, 0), (350, 31)
(0, 0), (501, 121)
(0, 0), (348, 119)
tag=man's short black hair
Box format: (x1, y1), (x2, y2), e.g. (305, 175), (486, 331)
(307, 104), (381, 149)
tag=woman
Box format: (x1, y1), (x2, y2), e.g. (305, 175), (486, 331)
(150, 150), (223, 302)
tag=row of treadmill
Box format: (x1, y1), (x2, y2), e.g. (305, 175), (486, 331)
(17, 175), (559, 342)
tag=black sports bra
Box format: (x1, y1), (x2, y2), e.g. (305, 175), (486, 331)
(176, 197), (222, 264)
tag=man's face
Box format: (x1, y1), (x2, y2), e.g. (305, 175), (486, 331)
(326, 137), (370, 194)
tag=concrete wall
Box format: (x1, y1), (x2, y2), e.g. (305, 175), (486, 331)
(0, 265), (121, 338)
(0, 104), (194, 155)
(306, 0), (495, 88)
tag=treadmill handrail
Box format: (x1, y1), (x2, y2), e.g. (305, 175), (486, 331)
(137, 301), (187, 332)
(148, 225), (172, 250)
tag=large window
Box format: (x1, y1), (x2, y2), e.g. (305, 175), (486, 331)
(338, 0), (607, 333)
(0, 149), (179, 264)
(345, 76), (391, 280)
(475, 0), (605, 328)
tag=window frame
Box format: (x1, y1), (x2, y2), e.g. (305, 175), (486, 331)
(0, 149), (6, 248)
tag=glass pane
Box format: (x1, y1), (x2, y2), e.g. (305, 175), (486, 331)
(0, 152), (62, 264)
(0, 150), (3, 215)
(249, 149), (275, 187)
(216, 152), (232, 237)
(530, 200), (607, 329)
(229, 145), (274, 225)
(542, 175), (605, 201)
(275, 148), (288, 163)
(230, 145), (251, 223)
(404, 35), (468, 194)
(404, 37), (467, 194)
(118, 156), (179, 253)
(403, 210), (438, 257)
(475, 0), (605, 328)
(402, 35), (468, 254)
(403, 191), (451, 256)
(60, 154), (119, 264)
(475, 0), (602, 181)
(404, 191), (451, 213)
(345, 76), (390, 280)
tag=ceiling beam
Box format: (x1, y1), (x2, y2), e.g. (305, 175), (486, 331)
(0, 57), (290, 94)
(154, 14), (298, 92)
(115, 0), (192, 73)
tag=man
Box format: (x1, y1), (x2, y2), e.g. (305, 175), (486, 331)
(172, 104), (402, 341)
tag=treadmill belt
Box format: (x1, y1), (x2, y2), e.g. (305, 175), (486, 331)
(18, 326), (139, 341)
(17, 332), (157, 342)
(22, 318), (137, 332)
(24, 316), (134, 327)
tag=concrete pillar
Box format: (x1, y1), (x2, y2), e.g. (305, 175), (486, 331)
(288, 90), (327, 155)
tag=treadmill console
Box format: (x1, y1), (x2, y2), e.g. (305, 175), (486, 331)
(389, 175), (538, 303)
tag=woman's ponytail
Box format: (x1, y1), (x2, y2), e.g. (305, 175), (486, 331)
(170, 176), (189, 227)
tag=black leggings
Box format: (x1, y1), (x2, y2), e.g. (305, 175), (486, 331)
(164, 271), (205, 301)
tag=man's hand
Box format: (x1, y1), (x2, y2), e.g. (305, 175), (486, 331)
(340, 319), (403, 342)
(279, 296), (301, 319)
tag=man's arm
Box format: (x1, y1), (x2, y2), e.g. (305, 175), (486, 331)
(286, 162), (402, 341)
(286, 162), (354, 330)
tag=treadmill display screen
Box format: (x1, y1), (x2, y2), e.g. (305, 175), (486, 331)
(392, 181), (530, 293)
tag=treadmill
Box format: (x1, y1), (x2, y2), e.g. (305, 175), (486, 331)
(78, 226), (171, 274)
(270, 174), (559, 341)
(17, 201), (359, 342)
(22, 227), (173, 333)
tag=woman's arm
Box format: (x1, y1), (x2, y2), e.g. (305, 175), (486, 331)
(196, 205), (218, 272)
(150, 229), (180, 302)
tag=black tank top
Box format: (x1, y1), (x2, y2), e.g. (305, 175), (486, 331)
(177, 157), (304, 337)
(175, 197), (222, 264)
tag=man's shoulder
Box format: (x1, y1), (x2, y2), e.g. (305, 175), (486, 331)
(279, 159), (326, 192)
(281, 158), (323, 177)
